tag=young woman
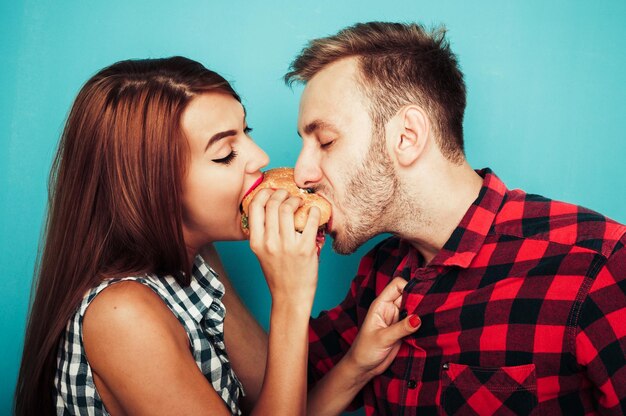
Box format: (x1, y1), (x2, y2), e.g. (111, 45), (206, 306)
(13, 56), (327, 415)
(14, 56), (419, 415)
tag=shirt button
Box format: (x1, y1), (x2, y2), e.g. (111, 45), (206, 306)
(399, 309), (408, 320)
(407, 379), (417, 389)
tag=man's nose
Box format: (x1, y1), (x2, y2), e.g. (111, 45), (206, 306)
(294, 149), (322, 189)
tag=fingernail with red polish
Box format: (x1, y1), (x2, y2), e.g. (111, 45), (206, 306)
(409, 314), (421, 328)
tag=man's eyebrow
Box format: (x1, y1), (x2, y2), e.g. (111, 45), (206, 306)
(205, 129), (237, 152)
(298, 120), (339, 138)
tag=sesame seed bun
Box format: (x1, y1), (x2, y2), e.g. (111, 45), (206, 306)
(241, 167), (331, 234)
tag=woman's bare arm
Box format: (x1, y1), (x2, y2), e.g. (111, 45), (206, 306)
(200, 243), (268, 412)
(83, 281), (233, 416)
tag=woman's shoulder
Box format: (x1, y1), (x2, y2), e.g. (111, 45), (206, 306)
(84, 279), (188, 341)
(85, 280), (168, 323)
(75, 281), (240, 416)
(82, 280), (190, 369)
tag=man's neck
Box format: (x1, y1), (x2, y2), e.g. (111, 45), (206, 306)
(396, 161), (484, 264)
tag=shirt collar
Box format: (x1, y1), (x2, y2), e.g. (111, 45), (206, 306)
(183, 254), (226, 323)
(423, 168), (508, 269)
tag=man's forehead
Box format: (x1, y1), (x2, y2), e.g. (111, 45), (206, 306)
(298, 58), (364, 129)
(306, 58), (360, 94)
(297, 92), (345, 135)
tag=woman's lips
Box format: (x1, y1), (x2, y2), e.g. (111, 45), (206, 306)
(243, 174), (265, 199)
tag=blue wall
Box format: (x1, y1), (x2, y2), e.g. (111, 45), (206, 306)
(1, 1), (625, 413)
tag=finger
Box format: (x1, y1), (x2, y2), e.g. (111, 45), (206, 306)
(248, 188), (274, 243)
(375, 277), (409, 304)
(278, 196), (303, 239)
(380, 314), (421, 346)
(301, 205), (321, 243)
(264, 189), (290, 236)
(365, 299), (400, 328)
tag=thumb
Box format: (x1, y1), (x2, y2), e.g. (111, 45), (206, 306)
(382, 314), (421, 345)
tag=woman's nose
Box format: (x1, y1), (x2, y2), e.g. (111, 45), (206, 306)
(247, 141), (270, 173)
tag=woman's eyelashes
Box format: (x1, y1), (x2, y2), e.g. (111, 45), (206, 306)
(211, 127), (250, 165)
(212, 150), (238, 165)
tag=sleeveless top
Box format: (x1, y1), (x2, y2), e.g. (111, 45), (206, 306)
(53, 255), (244, 415)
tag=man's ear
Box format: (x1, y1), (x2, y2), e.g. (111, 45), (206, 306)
(388, 106), (430, 167)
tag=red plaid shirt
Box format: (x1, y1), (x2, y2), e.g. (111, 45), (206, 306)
(309, 169), (626, 415)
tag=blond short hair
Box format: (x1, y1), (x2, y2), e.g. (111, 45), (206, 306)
(285, 22), (466, 163)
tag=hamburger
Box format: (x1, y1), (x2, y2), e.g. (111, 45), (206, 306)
(240, 168), (331, 238)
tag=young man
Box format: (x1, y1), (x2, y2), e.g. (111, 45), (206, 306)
(286, 22), (626, 415)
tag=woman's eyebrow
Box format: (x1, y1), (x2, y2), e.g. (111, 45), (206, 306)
(205, 129), (237, 152)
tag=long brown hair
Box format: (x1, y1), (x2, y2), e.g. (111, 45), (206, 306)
(285, 21), (467, 163)
(15, 56), (240, 415)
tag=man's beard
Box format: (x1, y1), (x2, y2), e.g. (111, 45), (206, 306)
(332, 131), (400, 254)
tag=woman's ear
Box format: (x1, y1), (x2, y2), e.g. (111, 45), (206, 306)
(388, 106), (430, 167)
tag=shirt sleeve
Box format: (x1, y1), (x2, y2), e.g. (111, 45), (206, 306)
(575, 231), (626, 415)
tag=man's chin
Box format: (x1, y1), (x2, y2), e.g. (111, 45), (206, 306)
(330, 231), (365, 255)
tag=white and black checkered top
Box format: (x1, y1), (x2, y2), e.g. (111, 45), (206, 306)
(53, 254), (244, 415)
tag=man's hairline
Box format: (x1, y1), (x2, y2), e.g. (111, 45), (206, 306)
(295, 57), (375, 135)
(291, 55), (464, 163)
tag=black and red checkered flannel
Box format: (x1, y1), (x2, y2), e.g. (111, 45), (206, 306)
(309, 169), (626, 415)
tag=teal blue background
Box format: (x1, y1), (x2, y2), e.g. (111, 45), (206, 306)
(1, 1), (625, 414)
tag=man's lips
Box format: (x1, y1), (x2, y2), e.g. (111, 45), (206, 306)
(243, 174), (265, 199)
(308, 190), (332, 233)
(316, 229), (326, 256)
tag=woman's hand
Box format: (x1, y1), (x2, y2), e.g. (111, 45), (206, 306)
(306, 278), (421, 416)
(345, 277), (421, 378)
(246, 188), (322, 415)
(247, 188), (321, 306)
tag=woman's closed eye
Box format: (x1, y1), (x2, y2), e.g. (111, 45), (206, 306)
(212, 150), (238, 165)
(211, 127), (250, 164)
